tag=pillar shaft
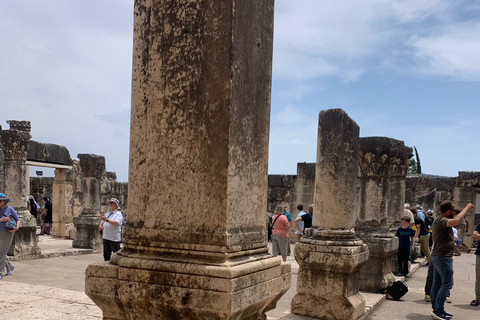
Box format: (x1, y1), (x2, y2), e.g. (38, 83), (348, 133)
(73, 154), (105, 250)
(86, 1), (289, 319)
(292, 109), (368, 320)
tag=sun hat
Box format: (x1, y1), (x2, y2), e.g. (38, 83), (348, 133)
(108, 198), (120, 209)
(0, 193), (10, 203)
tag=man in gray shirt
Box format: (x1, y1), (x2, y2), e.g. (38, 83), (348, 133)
(430, 201), (473, 320)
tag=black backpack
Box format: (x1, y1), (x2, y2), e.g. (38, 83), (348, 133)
(29, 198), (38, 217)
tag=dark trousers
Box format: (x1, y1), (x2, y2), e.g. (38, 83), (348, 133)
(398, 248), (410, 275)
(103, 238), (121, 261)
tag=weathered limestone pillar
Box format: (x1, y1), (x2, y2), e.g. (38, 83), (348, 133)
(355, 137), (412, 291)
(0, 120), (39, 257)
(86, 1), (289, 319)
(52, 168), (70, 237)
(291, 109), (369, 320)
(73, 154), (105, 250)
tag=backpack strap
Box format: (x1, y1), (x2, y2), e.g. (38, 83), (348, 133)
(271, 215), (281, 229)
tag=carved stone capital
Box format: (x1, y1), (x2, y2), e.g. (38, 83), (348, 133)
(1, 121), (32, 162)
(358, 137), (413, 178)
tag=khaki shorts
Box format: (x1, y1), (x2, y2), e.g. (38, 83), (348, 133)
(272, 234), (288, 256)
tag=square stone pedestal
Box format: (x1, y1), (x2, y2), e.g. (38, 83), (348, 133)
(291, 230), (369, 320)
(86, 252), (290, 320)
(356, 233), (397, 292)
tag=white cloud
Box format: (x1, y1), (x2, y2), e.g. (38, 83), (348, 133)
(273, 0), (480, 83)
(408, 23), (480, 81)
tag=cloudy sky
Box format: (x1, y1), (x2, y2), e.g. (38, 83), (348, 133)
(1, 0), (480, 182)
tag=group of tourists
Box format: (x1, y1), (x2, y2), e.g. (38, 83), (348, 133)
(397, 201), (480, 320)
(267, 203), (312, 262)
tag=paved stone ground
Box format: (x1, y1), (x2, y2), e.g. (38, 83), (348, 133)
(1, 236), (478, 319)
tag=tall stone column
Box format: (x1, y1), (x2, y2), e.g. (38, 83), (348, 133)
(291, 109), (369, 320)
(86, 1), (289, 319)
(52, 168), (70, 237)
(355, 137), (411, 291)
(73, 154), (105, 250)
(0, 120), (39, 257)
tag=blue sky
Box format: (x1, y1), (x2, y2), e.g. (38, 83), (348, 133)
(1, 0), (480, 182)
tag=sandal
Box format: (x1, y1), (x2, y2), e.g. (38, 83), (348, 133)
(470, 299), (480, 306)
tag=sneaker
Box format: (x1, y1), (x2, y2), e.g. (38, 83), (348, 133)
(396, 273), (404, 277)
(431, 310), (449, 320)
(5, 265), (14, 276)
(405, 274), (411, 278)
(444, 311), (453, 318)
(424, 294), (431, 302)
(445, 296), (451, 303)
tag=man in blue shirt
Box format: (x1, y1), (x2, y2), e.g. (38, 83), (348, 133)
(293, 204), (306, 240)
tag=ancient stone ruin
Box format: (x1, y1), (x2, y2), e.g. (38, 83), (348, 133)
(291, 109), (369, 320)
(85, 1), (290, 319)
(355, 137), (412, 292)
(0, 120), (127, 259)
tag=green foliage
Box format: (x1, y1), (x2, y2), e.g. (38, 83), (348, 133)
(408, 158), (417, 174)
(414, 146), (422, 174)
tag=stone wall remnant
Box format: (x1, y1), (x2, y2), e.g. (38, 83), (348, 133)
(355, 137), (411, 292)
(291, 109), (369, 320)
(85, 1), (289, 319)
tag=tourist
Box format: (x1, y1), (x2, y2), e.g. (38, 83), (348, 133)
(292, 204), (306, 240)
(395, 216), (414, 277)
(416, 204), (426, 222)
(293, 204), (312, 236)
(283, 205), (292, 256)
(470, 221), (480, 307)
(412, 208), (431, 265)
(266, 213), (272, 242)
(270, 204), (290, 262)
(426, 209), (434, 248)
(99, 198), (123, 261)
(404, 203), (414, 226)
(453, 209), (470, 254)
(40, 197), (52, 235)
(430, 201), (473, 320)
(27, 196), (39, 220)
(0, 193), (20, 280)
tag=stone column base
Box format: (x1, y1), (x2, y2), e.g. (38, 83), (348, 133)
(356, 234), (397, 292)
(73, 210), (102, 251)
(10, 210), (39, 257)
(291, 229), (369, 320)
(86, 251), (290, 320)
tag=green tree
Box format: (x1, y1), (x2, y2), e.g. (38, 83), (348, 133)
(414, 146), (422, 174)
(408, 158), (417, 174)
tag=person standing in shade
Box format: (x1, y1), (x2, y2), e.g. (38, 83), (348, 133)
(0, 193), (20, 280)
(40, 197), (52, 235)
(430, 201), (474, 320)
(99, 198), (123, 261)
